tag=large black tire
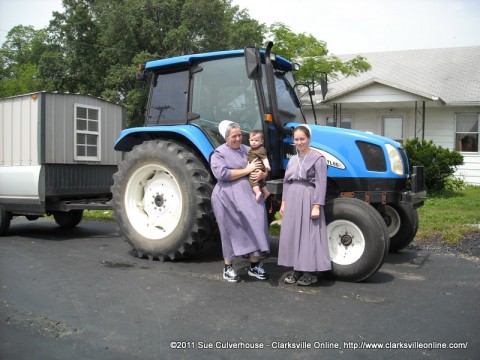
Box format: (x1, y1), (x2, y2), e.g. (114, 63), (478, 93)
(53, 210), (83, 228)
(0, 205), (12, 236)
(325, 198), (389, 282)
(111, 140), (216, 260)
(383, 203), (419, 252)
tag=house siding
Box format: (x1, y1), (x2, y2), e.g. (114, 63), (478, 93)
(456, 155), (480, 185)
(305, 108), (418, 140)
(304, 105), (480, 185)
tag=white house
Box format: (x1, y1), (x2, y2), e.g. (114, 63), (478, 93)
(303, 46), (480, 185)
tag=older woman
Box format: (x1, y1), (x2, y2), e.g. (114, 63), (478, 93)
(210, 121), (270, 282)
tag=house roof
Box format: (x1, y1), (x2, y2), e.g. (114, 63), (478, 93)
(319, 46), (480, 106)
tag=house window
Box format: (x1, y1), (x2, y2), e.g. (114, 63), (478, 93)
(455, 113), (478, 152)
(74, 104), (101, 161)
(326, 115), (352, 129)
(383, 116), (403, 142)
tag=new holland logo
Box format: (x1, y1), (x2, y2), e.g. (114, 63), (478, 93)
(285, 144), (346, 170)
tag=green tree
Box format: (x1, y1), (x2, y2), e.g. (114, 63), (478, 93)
(93, 0), (264, 126)
(266, 23), (371, 86)
(0, 26), (49, 97)
(37, 0), (264, 127)
(44, 0), (103, 94)
(1, 1), (368, 129)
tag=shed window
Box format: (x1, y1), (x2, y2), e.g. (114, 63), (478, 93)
(455, 113), (478, 153)
(75, 104), (101, 161)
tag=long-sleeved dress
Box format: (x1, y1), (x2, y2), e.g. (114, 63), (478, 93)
(210, 143), (270, 260)
(278, 150), (332, 272)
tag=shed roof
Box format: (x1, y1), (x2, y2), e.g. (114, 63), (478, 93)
(321, 46), (480, 106)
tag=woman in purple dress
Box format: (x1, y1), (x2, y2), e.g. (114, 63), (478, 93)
(210, 121), (270, 283)
(278, 125), (331, 286)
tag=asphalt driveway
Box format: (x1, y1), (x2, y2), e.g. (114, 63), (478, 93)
(0, 218), (478, 360)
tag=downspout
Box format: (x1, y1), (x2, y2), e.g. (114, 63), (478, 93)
(422, 101), (425, 140)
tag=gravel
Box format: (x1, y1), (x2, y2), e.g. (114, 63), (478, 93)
(407, 230), (480, 259)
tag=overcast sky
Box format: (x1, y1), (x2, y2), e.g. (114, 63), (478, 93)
(1, 0), (479, 54)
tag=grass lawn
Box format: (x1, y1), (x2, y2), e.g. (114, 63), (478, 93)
(83, 186), (480, 245)
(415, 185), (480, 243)
(83, 209), (115, 222)
(270, 186), (480, 243)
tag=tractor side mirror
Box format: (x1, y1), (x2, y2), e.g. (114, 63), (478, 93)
(244, 46), (262, 80)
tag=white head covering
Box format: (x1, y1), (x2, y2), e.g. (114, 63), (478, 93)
(218, 120), (234, 139)
(295, 124), (312, 137)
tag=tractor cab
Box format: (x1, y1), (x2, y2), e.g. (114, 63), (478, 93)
(143, 45), (302, 176)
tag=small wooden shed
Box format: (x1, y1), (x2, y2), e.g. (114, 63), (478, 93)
(0, 92), (125, 214)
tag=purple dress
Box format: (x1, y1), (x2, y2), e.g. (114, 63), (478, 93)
(210, 144), (270, 260)
(278, 151), (332, 272)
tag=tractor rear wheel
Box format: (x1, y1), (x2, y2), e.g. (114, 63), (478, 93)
(111, 140), (216, 260)
(384, 203), (419, 252)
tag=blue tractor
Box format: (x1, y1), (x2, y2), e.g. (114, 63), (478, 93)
(111, 43), (426, 282)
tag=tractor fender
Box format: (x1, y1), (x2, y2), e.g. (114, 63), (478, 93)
(114, 125), (214, 161)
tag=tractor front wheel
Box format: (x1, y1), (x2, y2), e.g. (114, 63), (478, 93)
(325, 198), (389, 282)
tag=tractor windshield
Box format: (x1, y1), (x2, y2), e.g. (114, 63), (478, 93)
(190, 57), (262, 147)
(189, 55), (304, 148)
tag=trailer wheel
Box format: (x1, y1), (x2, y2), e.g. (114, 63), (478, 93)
(325, 198), (389, 282)
(26, 215), (40, 221)
(111, 140), (216, 260)
(384, 203), (419, 252)
(53, 210), (83, 228)
(0, 205), (12, 236)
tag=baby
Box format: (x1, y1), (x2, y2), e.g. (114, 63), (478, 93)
(248, 130), (271, 202)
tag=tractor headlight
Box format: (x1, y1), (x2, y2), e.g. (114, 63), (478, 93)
(385, 144), (404, 175)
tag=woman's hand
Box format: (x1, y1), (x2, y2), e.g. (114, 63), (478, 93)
(279, 201), (286, 216)
(249, 168), (266, 183)
(311, 205), (320, 220)
(246, 158), (261, 173)
(247, 159), (265, 182)
(229, 159), (262, 181)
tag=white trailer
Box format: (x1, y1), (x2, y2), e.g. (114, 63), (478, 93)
(0, 92), (125, 234)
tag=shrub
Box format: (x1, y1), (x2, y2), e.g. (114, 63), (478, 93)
(443, 176), (467, 192)
(403, 138), (464, 192)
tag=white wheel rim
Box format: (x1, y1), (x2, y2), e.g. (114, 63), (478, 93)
(124, 163), (182, 240)
(384, 205), (401, 238)
(327, 220), (366, 265)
